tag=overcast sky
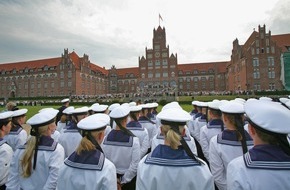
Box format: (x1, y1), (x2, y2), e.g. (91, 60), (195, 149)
(0, 0), (289, 69)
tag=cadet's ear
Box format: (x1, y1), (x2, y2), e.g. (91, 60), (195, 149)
(181, 128), (186, 136)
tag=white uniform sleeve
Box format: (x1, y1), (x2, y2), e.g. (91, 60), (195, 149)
(6, 149), (21, 190)
(209, 136), (227, 190)
(140, 130), (150, 158)
(199, 125), (210, 161)
(43, 144), (65, 190)
(121, 138), (140, 184)
(16, 131), (28, 149)
(227, 158), (247, 190)
(0, 145), (13, 186)
(102, 160), (118, 190)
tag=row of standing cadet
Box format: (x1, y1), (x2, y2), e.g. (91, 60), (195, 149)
(1, 97), (290, 189)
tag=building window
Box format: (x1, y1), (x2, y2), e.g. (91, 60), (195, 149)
(44, 82), (48, 88)
(162, 60), (168, 68)
(37, 82), (40, 89)
(141, 67), (146, 70)
(209, 76), (214, 81)
(68, 71), (72, 78)
(194, 77), (198, 82)
(60, 71), (64, 78)
(268, 70), (275, 79)
(266, 39), (269, 46)
(51, 82), (54, 88)
(266, 47), (270, 54)
(171, 72), (175, 77)
(170, 64), (176, 68)
(256, 40), (259, 47)
(186, 77), (191, 82)
(251, 48), (255, 55)
(179, 78), (183, 82)
(148, 72), (153, 78)
(155, 72), (160, 78)
(141, 73), (145, 78)
(193, 70), (198, 74)
(253, 58), (259, 67)
(271, 46), (275, 53)
(256, 48), (259, 54)
(60, 81), (64, 87)
(267, 57), (274, 66)
(254, 84), (261, 91)
(147, 54), (153, 59)
(68, 81), (72, 87)
(163, 72), (168, 77)
(269, 83), (275, 90)
(201, 77), (206, 81)
(155, 60), (160, 69)
(253, 68), (260, 79)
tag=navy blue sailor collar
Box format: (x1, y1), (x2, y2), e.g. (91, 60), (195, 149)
(0, 138), (6, 146)
(126, 121), (143, 129)
(194, 112), (202, 119)
(138, 116), (148, 121)
(244, 144), (290, 169)
(19, 135), (57, 151)
(65, 149), (105, 170)
(145, 144), (200, 167)
(217, 129), (253, 146)
(103, 130), (133, 147)
(207, 119), (223, 129)
(9, 124), (22, 134)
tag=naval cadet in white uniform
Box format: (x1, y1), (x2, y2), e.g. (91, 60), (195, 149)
(209, 101), (253, 190)
(58, 107), (88, 158)
(200, 100), (224, 161)
(4, 109), (28, 151)
(227, 99), (290, 190)
(102, 105), (141, 190)
(6, 108), (64, 190)
(126, 105), (150, 158)
(136, 107), (214, 190)
(57, 113), (117, 190)
(90, 104), (111, 137)
(0, 111), (14, 190)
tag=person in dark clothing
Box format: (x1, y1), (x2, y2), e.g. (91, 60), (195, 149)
(55, 98), (70, 125)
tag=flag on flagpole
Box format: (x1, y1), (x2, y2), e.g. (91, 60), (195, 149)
(159, 14), (163, 21)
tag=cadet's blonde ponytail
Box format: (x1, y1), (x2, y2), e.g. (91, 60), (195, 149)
(161, 125), (182, 149)
(21, 125), (48, 178)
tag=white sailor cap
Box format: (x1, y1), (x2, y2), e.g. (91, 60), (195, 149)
(219, 101), (244, 114)
(208, 101), (222, 110)
(108, 103), (120, 111)
(61, 98), (70, 103)
(130, 105), (142, 112)
(284, 101), (290, 109)
(38, 107), (55, 113)
(245, 99), (290, 134)
(63, 106), (74, 114)
(259, 97), (272, 101)
(279, 97), (289, 105)
(234, 98), (246, 105)
(152, 102), (159, 108)
(27, 109), (59, 128)
(70, 107), (89, 115)
(13, 108), (28, 117)
(197, 101), (208, 108)
(91, 104), (108, 112)
(0, 111), (14, 122)
(146, 103), (155, 109)
(129, 102), (137, 107)
(77, 113), (110, 131)
(109, 105), (130, 119)
(121, 102), (130, 108)
(157, 108), (191, 125)
(191, 101), (199, 106)
(162, 101), (182, 111)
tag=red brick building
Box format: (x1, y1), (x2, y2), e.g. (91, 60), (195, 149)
(0, 24), (289, 99)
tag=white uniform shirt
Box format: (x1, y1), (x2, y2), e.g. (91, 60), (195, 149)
(0, 139), (13, 186)
(127, 121), (150, 158)
(151, 129), (197, 155)
(102, 130), (141, 184)
(199, 119), (224, 161)
(209, 130), (254, 190)
(57, 149), (117, 190)
(138, 116), (157, 145)
(6, 136), (65, 190)
(193, 114), (207, 142)
(4, 125), (27, 151)
(136, 144), (214, 190)
(58, 122), (82, 158)
(227, 144), (290, 190)
(56, 121), (66, 134)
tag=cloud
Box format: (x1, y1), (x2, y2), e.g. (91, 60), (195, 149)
(0, 0), (289, 69)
